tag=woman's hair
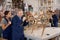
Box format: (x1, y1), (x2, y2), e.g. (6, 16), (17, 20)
(4, 11), (10, 16)
(0, 15), (2, 22)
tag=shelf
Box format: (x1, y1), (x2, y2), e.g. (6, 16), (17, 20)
(39, 0), (53, 10)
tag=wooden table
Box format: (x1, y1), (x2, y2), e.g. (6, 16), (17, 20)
(24, 27), (60, 40)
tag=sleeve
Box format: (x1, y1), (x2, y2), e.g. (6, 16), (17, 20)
(1, 18), (7, 25)
(23, 20), (29, 26)
(11, 17), (17, 24)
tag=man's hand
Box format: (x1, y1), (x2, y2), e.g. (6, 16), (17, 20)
(23, 17), (26, 22)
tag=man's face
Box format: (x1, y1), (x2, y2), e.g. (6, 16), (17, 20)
(18, 10), (23, 17)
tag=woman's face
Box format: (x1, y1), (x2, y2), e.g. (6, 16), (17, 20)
(7, 12), (11, 18)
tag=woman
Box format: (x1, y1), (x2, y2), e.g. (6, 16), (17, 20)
(0, 15), (2, 22)
(0, 14), (2, 37)
(2, 11), (12, 40)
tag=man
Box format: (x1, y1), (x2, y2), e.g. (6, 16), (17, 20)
(11, 9), (28, 40)
(52, 11), (58, 27)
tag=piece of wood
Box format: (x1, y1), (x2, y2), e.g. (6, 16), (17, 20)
(41, 27), (45, 36)
(41, 24), (46, 36)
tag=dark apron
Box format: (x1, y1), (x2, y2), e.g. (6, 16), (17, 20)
(3, 17), (12, 40)
(0, 26), (2, 37)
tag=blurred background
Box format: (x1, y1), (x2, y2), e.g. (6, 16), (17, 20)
(0, 0), (60, 40)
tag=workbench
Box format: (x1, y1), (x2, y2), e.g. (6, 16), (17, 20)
(24, 27), (60, 40)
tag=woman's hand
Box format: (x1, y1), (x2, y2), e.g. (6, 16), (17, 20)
(8, 21), (11, 25)
(2, 21), (11, 30)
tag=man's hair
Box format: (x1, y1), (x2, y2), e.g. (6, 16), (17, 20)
(18, 9), (23, 12)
